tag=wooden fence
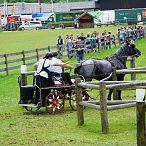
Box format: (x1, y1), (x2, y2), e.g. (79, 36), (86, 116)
(75, 67), (146, 134)
(112, 66), (146, 99)
(0, 46), (51, 75)
(136, 101), (146, 146)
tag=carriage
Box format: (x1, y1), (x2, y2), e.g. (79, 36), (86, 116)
(18, 73), (89, 114)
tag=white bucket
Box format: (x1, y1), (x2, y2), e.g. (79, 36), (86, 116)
(21, 65), (27, 73)
(136, 89), (145, 102)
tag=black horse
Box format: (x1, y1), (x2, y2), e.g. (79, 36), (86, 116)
(74, 43), (141, 100)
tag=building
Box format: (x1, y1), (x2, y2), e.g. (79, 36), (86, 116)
(75, 12), (94, 28)
(115, 8), (146, 24)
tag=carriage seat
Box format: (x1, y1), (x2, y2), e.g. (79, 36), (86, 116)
(19, 85), (35, 104)
(53, 77), (64, 87)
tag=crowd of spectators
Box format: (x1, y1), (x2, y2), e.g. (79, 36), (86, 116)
(117, 25), (145, 44)
(56, 25), (145, 62)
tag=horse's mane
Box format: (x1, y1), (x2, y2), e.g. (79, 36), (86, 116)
(107, 45), (129, 60)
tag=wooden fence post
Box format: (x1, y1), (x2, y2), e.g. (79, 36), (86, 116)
(130, 57), (136, 80)
(136, 102), (146, 146)
(4, 54), (8, 75)
(112, 67), (118, 100)
(22, 50), (25, 65)
(36, 48), (39, 61)
(99, 81), (109, 133)
(76, 78), (84, 126)
(48, 46), (51, 52)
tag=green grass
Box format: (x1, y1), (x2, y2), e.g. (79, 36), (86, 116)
(0, 27), (146, 146)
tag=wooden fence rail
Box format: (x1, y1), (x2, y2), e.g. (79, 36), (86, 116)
(112, 66), (146, 99)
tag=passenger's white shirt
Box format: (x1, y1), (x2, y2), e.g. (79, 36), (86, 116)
(35, 59), (53, 78)
(49, 57), (63, 74)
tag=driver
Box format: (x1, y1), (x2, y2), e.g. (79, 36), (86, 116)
(49, 51), (73, 85)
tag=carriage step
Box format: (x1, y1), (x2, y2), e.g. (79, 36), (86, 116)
(18, 103), (38, 107)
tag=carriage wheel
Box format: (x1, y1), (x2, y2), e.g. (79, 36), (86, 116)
(69, 89), (89, 111)
(24, 106), (40, 112)
(70, 75), (85, 84)
(45, 90), (64, 114)
(23, 100), (41, 111)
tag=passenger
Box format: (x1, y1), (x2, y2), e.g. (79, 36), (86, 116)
(49, 51), (73, 85)
(33, 52), (70, 105)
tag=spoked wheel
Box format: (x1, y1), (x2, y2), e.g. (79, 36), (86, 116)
(45, 90), (65, 114)
(70, 75), (85, 84)
(24, 106), (40, 112)
(69, 89), (90, 111)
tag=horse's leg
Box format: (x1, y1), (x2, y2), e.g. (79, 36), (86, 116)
(117, 75), (125, 100)
(107, 89), (113, 100)
(117, 90), (122, 100)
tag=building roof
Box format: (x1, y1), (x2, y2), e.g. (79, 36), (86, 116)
(75, 12), (94, 21)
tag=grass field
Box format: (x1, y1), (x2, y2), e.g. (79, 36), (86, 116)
(0, 27), (146, 146)
(0, 26), (119, 54)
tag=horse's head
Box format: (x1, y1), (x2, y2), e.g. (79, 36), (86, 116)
(126, 44), (141, 57)
(129, 44), (141, 57)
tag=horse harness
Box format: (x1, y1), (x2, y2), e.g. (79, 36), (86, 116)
(80, 59), (110, 79)
(105, 56), (118, 68)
